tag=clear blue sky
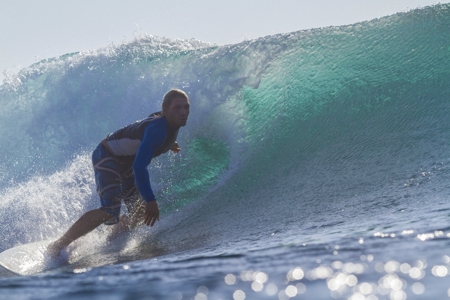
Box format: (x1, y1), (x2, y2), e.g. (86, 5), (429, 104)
(0, 0), (445, 83)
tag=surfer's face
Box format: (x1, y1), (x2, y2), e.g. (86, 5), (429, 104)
(166, 97), (190, 128)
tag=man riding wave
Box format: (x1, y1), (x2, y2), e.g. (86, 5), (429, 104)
(48, 89), (190, 257)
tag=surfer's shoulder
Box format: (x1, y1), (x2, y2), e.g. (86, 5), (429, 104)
(141, 115), (170, 143)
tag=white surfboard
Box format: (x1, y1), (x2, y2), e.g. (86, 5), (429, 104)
(0, 240), (54, 276)
(0, 235), (159, 276)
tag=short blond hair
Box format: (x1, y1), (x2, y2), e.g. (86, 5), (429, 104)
(162, 89), (189, 115)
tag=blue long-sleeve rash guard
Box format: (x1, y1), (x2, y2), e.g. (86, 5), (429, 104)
(133, 122), (166, 202)
(103, 113), (178, 203)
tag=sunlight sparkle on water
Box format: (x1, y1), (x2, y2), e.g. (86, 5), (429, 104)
(431, 265), (448, 277)
(285, 285), (298, 297)
(411, 282), (425, 295)
(399, 263), (410, 274)
(233, 289), (245, 300)
(225, 274), (237, 285)
(251, 281), (264, 292)
(265, 283), (278, 296)
(287, 267), (304, 281)
(254, 271), (268, 283)
(215, 243), (450, 300)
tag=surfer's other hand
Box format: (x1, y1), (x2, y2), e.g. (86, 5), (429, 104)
(144, 201), (160, 227)
(170, 142), (181, 154)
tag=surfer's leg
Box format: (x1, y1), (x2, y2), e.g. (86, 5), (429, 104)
(93, 145), (125, 226)
(104, 168), (140, 240)
(48, 144), (123, 257)
(118, 174), (146, 230)
(106, 191), (145, 240)
(122, 182), (146, 229)
(125, 200), (146, 229)
(105, 214), (132, 241)
(48, 208), (112, 257)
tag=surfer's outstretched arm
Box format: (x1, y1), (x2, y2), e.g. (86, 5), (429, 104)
(47, 208), (111, 257)
(132, 125), (162, 226)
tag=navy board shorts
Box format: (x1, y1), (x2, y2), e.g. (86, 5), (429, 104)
(92, 142), (143, 225)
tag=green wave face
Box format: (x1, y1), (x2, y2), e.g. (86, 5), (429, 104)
(240, 4), (450, 170)
(158, 137), (230, 212)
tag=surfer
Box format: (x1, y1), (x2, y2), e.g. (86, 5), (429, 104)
(47, 89), (190, 257)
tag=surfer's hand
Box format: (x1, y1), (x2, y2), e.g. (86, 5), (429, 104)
(144, 201), (160, 226)
(170, 142), (181, 154)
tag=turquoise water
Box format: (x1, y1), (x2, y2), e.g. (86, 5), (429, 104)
(1, 3), (450, 299)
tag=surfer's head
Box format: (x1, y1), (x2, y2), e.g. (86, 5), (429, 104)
(162, 89), (189, 115)
(162, 89), (190, 128)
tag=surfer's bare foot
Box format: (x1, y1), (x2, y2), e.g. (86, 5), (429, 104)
(47, 240), (66, 258)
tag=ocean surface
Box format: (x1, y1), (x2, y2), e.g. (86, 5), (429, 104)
(1, 4), (450, 299)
